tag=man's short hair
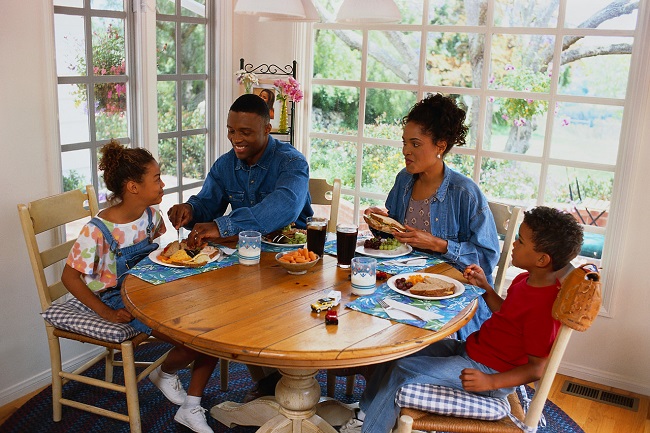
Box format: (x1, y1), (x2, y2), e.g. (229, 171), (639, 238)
(230, 93), (270, 123)
(524, 206), (584, 271)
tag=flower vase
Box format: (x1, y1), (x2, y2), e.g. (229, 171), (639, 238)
(244, 82), (253, 94)
(278, 98), (289, 134)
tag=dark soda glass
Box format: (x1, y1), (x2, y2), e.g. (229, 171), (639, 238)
(307, 221), (327, 256)
(336, 224), (358, 268)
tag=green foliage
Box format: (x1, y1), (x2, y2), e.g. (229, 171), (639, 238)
(63, 170), (87, 193)
(492, 67), (550, 126)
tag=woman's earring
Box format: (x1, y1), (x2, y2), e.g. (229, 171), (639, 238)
(437, 154), (441, 159)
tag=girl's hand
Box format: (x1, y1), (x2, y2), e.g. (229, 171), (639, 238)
(393, 225), (448, 253)
(102, 307), (134, 324)
(463, 264), (488, 287)
(460, 368), (495, 392)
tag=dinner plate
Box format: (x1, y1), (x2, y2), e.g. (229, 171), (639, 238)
(387, 272), (465, 300)
(261, 239), (306, 248)
(148, 247), (221, 268)
(355, 243), (412, 258)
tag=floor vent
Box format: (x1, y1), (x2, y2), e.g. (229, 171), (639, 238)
(561, 381), (639, 411)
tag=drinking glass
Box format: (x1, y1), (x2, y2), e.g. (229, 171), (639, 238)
(351, 257), (377, 295)
(336, 223), (358, 268)
(238, 231), (261, 265)
(306, 217), (328, 256)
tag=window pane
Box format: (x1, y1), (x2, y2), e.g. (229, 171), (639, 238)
(429, 0), (477, 25)
(157, 21), (176, 74)
(309, 138), (357, 190)
(62, 149), (91, 192)
(94, 82), (128, 140)
(54, 15), (85, 77)
(362, 143), (403, 194)
(565, 0), (638, 30)
(480, 158), (540, 205)
(91, 17), (126, 76)
(159, 137), (178, 188)
(493, 0), (558, 27)
(55, 0), (83, 6)
(368, 30), (420, 84)
(446, 93), (477, 149)
(558, 36), (632, 99)
(312, 85), (359, 135)
(485, 97), (548, 156)
(313, 30), (361, 80)
(364, 88), (416, 139)
(551, 102), (622, 165)
(91, 0), (124, 11)
(544, 165), (612, 229)
(181, 23), (205, 74)
(157, 0), (175, 15)
(182, 186), (202, 202)
(490, 34), (554, 93)
(446, 153), (475, 178)
(158, 81), (177, 133)
(181, 0), (205, 17)
(395, 0), (424, 25)
(58, 84), (90, 144)
(425, 33), (483, 87)
(182, 134), (206, 182)
(182, 80), (205, 130)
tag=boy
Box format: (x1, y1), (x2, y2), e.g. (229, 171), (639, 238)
(340, 206), (583, 433)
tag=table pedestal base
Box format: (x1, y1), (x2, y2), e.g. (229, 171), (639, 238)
(210, 368), (358, 433)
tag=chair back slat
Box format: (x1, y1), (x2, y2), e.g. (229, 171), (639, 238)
(29, 188), (94, 234)
(309, 178), (341, 232)
(488, 201), (523, 297)
(41, 239), (77, 269)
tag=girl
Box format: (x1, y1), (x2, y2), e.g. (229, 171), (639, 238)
(61, 139), (217, 433)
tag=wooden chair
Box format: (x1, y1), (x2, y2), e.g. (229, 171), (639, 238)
(395, 265), (601, 433)
(18, 185), (167, 433)
(488, 201), (523, 297)
(309, 178), (341, 232)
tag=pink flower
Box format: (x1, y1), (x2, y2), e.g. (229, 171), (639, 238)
(561, 118), (570, 126)
(504, 64), (515, 71)
(274, 77), (303, 103)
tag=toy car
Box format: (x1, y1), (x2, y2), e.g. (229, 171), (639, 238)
(325, 309), (338, 325)
(311, 297), (339, 313)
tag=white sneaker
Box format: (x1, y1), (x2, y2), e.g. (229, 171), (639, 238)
(174, 405), (214, 433)
(339, 417), (363, 433)
(149, 366), (187, 405)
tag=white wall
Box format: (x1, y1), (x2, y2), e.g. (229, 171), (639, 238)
(1, 1), (649, 408)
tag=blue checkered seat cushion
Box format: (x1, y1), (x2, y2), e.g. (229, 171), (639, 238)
(41, 297), (140, 343)
(396, 383), (511, 420)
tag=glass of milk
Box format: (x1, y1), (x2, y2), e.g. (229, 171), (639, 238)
(238, 231), (261, 265)
(351, 257), (377, 295)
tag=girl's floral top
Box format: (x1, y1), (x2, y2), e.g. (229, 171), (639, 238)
(66, 207), (163, 292)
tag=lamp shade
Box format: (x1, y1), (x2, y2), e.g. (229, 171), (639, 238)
(234, 0), (306, 19)
(258, 0), (320, 22)
(336, 0), (401, 23)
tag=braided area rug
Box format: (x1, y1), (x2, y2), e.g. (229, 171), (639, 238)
(0, 342), (584, 433)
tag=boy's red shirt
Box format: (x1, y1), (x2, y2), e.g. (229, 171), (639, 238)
(465, 272), (561, 372)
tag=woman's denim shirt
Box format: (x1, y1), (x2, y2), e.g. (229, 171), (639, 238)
(187, 136), (313, 237)
(385, 165), (500, 284)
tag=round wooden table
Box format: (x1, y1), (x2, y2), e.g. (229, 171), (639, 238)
(122, 247), (476, 433)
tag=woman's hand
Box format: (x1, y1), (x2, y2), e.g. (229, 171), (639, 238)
(460, 368), (495, 392)
(393, 224), (448, 253)
(364, 206), (388, 216)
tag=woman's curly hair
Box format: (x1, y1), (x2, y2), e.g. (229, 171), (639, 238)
(402, 93), (468, 156)
(98, 139), (155, 204)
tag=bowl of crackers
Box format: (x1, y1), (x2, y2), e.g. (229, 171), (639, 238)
(275, 248), (320, 275)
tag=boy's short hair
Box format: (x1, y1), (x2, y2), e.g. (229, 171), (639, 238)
(230, 93), (270, 123)
(524, 206), (584, 271)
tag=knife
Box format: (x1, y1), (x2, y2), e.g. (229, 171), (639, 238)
(382, 298), (442, 321)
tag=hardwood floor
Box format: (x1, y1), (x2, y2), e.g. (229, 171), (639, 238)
(1, 374), (648, 432)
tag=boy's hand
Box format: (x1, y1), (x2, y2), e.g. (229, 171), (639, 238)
(464, 264), (489, 288)
(460, 368), (495, 392)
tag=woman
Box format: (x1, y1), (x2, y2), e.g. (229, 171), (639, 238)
(365, 94), (500, 338)
(258, 88), (275, 119)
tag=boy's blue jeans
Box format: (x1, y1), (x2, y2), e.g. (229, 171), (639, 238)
(358, 339), (515, 433)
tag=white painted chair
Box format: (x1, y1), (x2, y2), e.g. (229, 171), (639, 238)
(488, 201), (524, 297)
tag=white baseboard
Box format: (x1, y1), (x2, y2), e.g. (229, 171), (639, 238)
(0, 347), (103, 407)
(558, 361), (650, 396)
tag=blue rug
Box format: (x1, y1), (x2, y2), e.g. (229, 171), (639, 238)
(0, 342), (584, 432)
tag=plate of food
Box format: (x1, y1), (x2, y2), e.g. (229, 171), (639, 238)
(149, 240), (221, 268)
(387, 272), (465, 300)
(355, 237), (412, 258)
(262, 224), (307, 247)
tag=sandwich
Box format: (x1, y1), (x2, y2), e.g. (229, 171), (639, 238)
(363, 213), (406, 234)
(158, 240), (220, 267)
(409, 276), (456, 297)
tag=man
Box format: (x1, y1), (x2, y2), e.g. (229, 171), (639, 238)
(168, 93), (313, 247)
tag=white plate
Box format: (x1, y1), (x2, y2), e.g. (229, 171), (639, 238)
(262, 239), (306, 248)
(148, 247), (220, 268)
(387, 272), (465, 300)
(355, 244), (412, 258)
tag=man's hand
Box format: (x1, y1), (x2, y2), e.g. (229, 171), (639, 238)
(188, 222), (221, 248)
(460, 368), (495, 392)
(167, 203), (193, 230)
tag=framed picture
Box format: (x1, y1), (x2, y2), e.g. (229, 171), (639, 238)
(252, 81), (282, 131)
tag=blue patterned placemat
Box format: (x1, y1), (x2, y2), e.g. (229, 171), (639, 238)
(261, 242), (304, 253)
(323, 239), (444, 273)
(127, 246), (240, 285)
(346, 283), (485, 331)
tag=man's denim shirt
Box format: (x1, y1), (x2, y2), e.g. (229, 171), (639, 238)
(385, 165), (500, 284)
(187, 136), (313, 237)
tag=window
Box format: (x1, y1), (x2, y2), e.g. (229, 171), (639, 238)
(309, 0), (642, 308)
